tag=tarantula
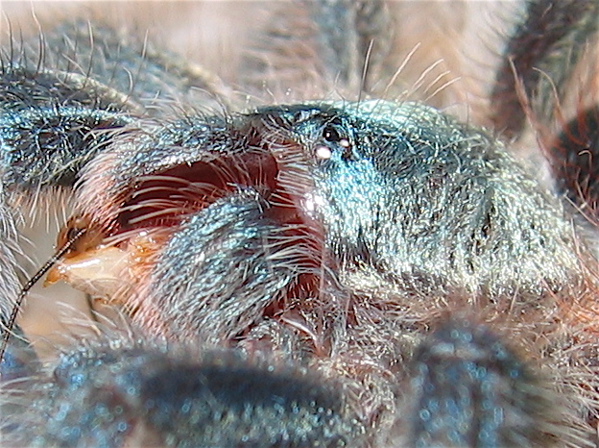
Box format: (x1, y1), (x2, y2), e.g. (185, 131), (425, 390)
(1, 1), (599, 446)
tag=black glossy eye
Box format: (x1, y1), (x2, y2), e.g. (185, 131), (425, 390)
(319, 119), (353, 161)
(323, 124), (342, 143)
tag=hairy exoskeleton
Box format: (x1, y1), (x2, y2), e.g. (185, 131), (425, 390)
(1, 1), (599, 447)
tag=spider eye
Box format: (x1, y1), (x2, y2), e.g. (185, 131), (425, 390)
(323, 124), (342, 143)
(319, 121), (353, 161)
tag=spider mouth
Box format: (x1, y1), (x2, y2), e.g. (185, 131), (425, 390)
(47, 117), (327, 323)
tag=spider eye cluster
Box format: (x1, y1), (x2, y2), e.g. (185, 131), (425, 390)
(311, 116), (353, 163)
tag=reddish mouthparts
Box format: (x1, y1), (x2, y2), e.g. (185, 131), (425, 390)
(48, 124), (328, 313)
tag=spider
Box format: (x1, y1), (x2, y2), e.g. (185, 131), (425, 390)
(1, 1), (599, 447)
